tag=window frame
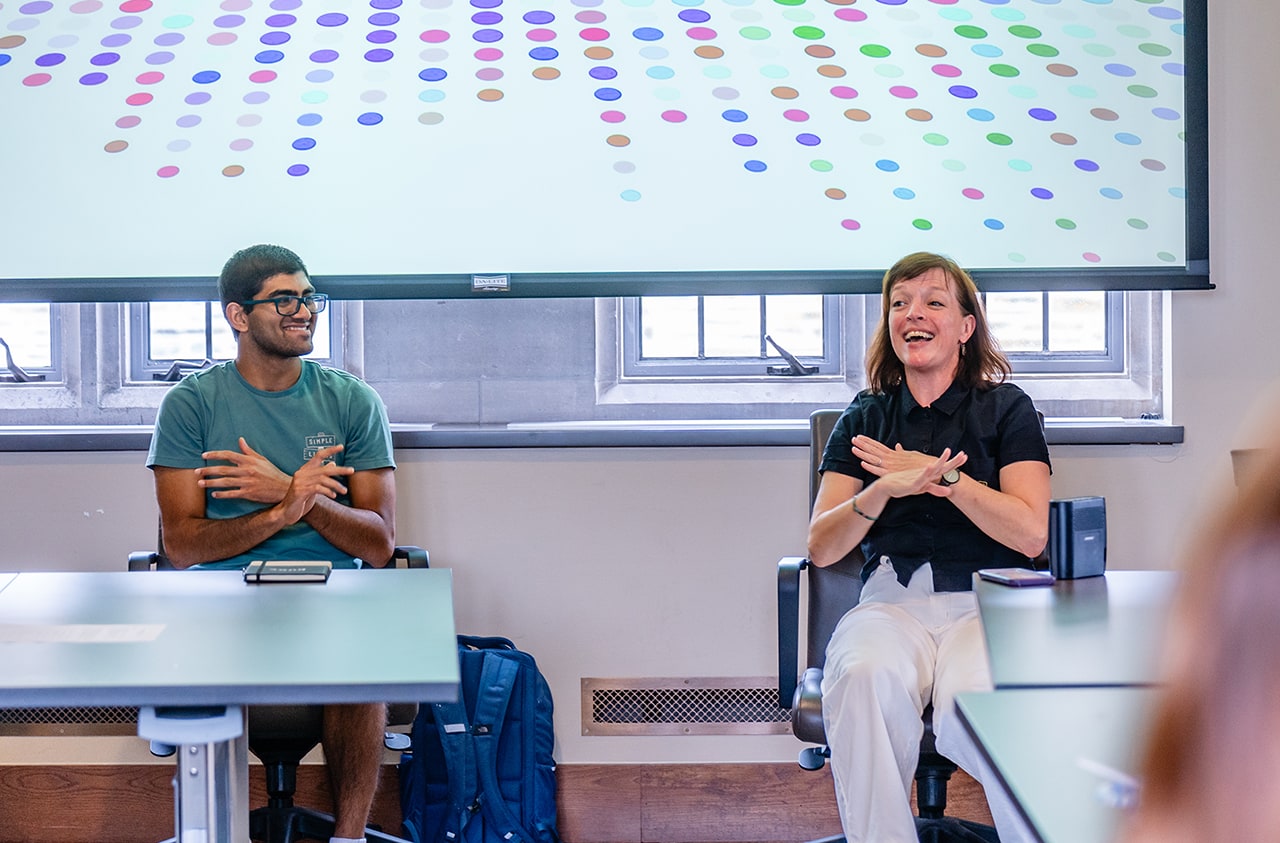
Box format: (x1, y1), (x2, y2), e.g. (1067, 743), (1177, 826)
(620, 292), (1125, 384)
(0, 293), (1164, 430)
(993, 291), (1126, 376)
(620, 295), (843, 379)
(0, 303), (62, 384)
(127, 301), (345, 383)
(998, 291), (1165, 421)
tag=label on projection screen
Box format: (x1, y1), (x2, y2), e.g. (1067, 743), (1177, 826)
(0, 0), (1190, 282)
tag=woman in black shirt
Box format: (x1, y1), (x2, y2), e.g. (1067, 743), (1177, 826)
(808, 252), (1051, 843)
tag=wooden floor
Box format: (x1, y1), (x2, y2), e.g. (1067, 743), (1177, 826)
(557, 763), (992, 843)
(0, 761), (992, 843)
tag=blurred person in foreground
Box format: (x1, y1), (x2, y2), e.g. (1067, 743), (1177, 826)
(1121, 441), (1280, 843)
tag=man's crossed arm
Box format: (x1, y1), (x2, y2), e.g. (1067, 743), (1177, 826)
(154, 438), (395, 569)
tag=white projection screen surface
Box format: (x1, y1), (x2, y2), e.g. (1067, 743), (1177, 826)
(0, 0), (1208, 300)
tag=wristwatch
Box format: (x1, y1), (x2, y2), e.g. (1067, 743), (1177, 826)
(939, 468), (961, 487)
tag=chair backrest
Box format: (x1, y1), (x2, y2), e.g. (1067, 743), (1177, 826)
(805, 409), (866, 672)
(129, 519), (428, 571)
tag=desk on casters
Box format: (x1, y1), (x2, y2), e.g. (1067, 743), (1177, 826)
(975, 569), (1177, 689)
(963, 570), (1178, 843)
(957, 687), (1156, 843)
(0, 568), (459, 843)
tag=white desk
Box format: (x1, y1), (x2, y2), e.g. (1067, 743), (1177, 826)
(0, 569), (459, 842)
(964, 570), (1178, 843)
(958, 687), (1156, 843)
(975, 570), (1177, 688)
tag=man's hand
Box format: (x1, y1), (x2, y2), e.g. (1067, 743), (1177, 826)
(196, 437), (294, 503)
(275, 444), (355, 525)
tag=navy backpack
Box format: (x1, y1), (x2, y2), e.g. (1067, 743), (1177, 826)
(399, 635), (560, 843)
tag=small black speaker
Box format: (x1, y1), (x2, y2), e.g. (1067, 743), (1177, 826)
(1048, 496), (1107, 579)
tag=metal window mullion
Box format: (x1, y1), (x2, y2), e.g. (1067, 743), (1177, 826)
(630, 298), (645, 362)
(697, 296), (706, 360)
(46, 304), (64, 380)
(1041, 293), (1051, 353)
(822, 295), (839, 365)
(1107, 290), (1122, 358)
(204, 302), (216, 360)
(131, 302), (151, 376)
(758, 296), (768, 358)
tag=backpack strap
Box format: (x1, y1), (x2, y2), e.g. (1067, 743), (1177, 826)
(431, 696), (480, 841)
(471, 651), (549, 843)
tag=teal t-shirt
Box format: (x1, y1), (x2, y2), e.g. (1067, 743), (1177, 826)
(146, 360), (395, 569)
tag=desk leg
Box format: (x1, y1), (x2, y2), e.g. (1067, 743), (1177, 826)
(138, 705), (251, 843)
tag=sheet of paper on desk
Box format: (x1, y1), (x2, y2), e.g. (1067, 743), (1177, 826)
(1078, 756), (1140, 810)
(0, 623), (165, 643)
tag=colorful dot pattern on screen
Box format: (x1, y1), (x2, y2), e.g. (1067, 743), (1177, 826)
(0, 0), (1188, 265)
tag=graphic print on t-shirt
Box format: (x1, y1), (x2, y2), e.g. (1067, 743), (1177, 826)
(304, 432), (339, 463)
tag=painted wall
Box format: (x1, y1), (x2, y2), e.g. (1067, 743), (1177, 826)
(3, 0), (1279, 768)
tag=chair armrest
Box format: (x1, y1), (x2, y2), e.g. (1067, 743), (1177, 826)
(359, 545), (429, 569)
(392, 545), (429, 569)
(128, 551), (165, 571)
(777, 556), (808, 709)
(132, 547), (429, 570)
(793, 667), (828, 745)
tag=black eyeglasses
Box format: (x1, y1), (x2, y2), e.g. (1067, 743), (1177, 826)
(239, 293), (329, 316)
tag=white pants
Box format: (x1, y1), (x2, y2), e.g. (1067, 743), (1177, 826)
(819, 558), (1035, 843)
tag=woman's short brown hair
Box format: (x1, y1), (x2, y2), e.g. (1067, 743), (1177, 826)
(864, 251), (1011, 392)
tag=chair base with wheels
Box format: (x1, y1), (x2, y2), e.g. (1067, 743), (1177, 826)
(246, 704), (417, 843)
(803, 824), (998, 843)
(780, 558), (994, 842)
(916, 817), (1001, 843)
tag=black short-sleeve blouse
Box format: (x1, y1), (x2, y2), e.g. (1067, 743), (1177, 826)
(819, 379), (1051, 591)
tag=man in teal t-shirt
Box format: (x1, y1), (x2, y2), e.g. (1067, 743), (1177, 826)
(147, 359), (395, 570)
(146, 244), (396, 843)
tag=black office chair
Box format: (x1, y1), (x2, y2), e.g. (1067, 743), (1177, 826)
(129, 542), (428, 843)
(777, 409), (1002, 843)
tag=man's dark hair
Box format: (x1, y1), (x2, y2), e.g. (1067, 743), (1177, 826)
(218, 244), (309, 310)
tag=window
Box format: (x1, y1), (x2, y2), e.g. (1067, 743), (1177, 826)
(625, 292), (1119, 380)
(985, 292), (1123, 375)
(0, 292), (1163, 429)
(1011, 289), (1164, 421)
(129, 301), (338, 382)
(623, 295), (839, 378)
(0, 303), (58, 382)
(614, 290), (1159, 421)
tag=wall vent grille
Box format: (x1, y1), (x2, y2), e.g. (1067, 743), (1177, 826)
(0, 706), (139, 737)
(581, 676), (791, 736)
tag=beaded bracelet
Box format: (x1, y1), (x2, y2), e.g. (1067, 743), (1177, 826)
(851, 494), (878, 522)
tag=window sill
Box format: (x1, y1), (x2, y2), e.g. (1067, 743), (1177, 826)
(0, 419), (1184, 452)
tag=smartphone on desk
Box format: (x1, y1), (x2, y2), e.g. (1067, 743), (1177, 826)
(978, 567), (1056, 587)
(243, 560), (333, 583)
